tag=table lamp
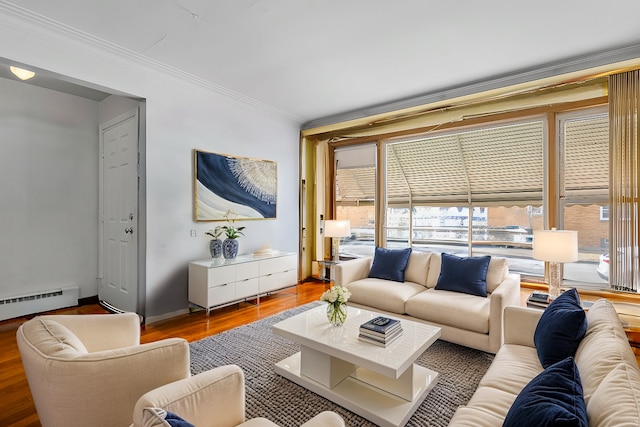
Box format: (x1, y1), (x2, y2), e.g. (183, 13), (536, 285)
(533, 228), (578, 300)
(324, 220), (351, 262)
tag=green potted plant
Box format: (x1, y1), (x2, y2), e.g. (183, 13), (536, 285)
(205, 226), (224, 258)
(221, 210), (245, 259)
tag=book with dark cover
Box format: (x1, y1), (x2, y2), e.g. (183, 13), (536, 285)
(529, 291), (549, 303)
(360, 316), (401, 334)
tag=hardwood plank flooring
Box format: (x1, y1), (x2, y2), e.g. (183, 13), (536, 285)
(0, 282), (329, 427)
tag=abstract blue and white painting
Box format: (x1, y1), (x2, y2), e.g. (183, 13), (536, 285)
(194, 150), (277, 221)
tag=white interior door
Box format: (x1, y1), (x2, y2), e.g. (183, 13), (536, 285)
(99, 110), (139, 314)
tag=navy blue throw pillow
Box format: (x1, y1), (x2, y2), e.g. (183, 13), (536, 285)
(434, 253), (490, 297)
(534, 288), (587, 368)
(503, 357), (588, 427)
(165, 412), (196, 427)
(368, 247), (412, 282)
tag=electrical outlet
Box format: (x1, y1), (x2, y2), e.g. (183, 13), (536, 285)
(190, 230), (197, 237)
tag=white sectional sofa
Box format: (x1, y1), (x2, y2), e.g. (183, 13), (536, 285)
(334, 250), (521, 353)
(449, 298), (640, 426)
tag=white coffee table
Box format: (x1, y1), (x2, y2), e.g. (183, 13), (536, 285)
(272, 305), (441, 427)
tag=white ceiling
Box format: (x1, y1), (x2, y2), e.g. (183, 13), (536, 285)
(9, 0), (640, 126)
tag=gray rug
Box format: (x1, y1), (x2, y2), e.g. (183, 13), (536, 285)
(189, 302), (494, 426)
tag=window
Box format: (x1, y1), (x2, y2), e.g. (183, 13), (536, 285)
(382, 119), (545, 276)
(329, 103), (614, 291)
(334, 144), (376, 258)
(558, 108), (609, 288)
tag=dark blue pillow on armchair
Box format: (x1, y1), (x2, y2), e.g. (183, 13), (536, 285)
(434, 253), (491, 297)
(165, 411), (196, 427)
(503, 357), (587, 427)
(534, 288), (587, 368)
(368, 247), (412, 282)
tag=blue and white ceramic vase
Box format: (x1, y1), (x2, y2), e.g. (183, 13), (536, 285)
(209, 239), (223, 258)
(223, 238), (239, 259)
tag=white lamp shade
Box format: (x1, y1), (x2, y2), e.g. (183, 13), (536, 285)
(324, 220), (351, 238)
(533, 230), (579, 263)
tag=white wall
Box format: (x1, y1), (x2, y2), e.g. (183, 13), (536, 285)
(0, 11), (301, 321)
(0, 77), (99, 299)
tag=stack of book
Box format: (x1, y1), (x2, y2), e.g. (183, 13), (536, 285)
(527, 291), (550, 308)
(358, 316), (403, 347)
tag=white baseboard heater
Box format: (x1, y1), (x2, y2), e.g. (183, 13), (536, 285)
(0, 286), (80, 321)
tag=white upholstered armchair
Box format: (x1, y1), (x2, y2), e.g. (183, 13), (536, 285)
(16, 313), (344, 427)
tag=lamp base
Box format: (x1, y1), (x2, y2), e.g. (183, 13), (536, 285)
(548, 262), (563, 300)
(331, 237), (340, 263)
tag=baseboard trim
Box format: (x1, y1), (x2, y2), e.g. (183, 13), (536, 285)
(79, 295), (99, 306)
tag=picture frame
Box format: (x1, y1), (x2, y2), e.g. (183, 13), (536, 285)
(193, 149), (277, 221)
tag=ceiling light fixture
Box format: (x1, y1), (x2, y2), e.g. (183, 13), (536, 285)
(10, 66), (35, 81)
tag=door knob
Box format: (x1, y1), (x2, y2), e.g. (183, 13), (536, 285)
(125, 227), (134, 234)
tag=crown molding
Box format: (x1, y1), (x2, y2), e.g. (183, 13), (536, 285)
(0, 2), (303, 124)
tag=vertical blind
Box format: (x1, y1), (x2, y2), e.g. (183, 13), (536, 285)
(609, 70), (640, 292)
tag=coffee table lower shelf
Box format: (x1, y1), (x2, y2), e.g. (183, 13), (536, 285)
(275, 352), (438, 427)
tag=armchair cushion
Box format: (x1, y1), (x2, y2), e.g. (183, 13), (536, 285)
(368, 247), (412, 282)
(23, 318), (88, 357)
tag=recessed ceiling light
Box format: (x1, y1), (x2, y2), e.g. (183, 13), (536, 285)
(10, 66), (35, 81)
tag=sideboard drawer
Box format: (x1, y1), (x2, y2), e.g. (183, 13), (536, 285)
(208, 283), (236, 305)
(236, 277), (259, 299)
(207, 265), (235, 287)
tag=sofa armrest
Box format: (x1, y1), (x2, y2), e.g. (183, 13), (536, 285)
(38, 312), (141, 351)
(133, 365), (246, 427)
(487, 273), (521, 353)
(503, 306), (543, 347)
(335, 257), (372, 287)
(301, 411), (345, 427)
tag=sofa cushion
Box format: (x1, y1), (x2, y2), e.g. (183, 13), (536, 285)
(575, 299), (638, 402)
(403, 251), (431, 287)
(368, 247), (412, 282)
(485, 257), (509, 293)
(534, 288), (587, 368)
(434, 253), (490, 297)
(587, 362), (640, 427)
(476, 344), (542, 396)
(346, 278), (424, 314)
(405, 289), (490, 334)
(503, 357), (587, 427)
(426, 252), (443, 288)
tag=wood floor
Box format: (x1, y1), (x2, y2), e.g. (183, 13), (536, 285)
(0, 281), (329, 427)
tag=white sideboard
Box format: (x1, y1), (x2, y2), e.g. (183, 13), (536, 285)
(188, 252), (297, 315)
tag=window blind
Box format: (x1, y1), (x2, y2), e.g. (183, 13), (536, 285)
(561, 111), (609, 201)
(385, 120), (544, 205)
